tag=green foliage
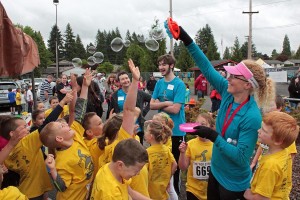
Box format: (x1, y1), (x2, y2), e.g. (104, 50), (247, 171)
(230, 37), (243, 62)
(47, 24), (64, 62)
(206, 38), (220, 60)
(96, 61), (114, 74)
(281, 35), (292, 58)
(294, 46), (300, 59)
(271, 49), (279, 59)
(223, 47), (231, 59)
(63, 23), (77, 61)
(176, 41), (195, 71)
(195, 24), (213, 54)
(75, 35), (86, 59)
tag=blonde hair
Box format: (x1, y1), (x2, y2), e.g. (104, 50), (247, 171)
(196, 113), (215, 129)
(263, 111), (299, 149)
(243, 60), (276, 109)
(40, 122), (60, 149)
(144, 120), (172, 143)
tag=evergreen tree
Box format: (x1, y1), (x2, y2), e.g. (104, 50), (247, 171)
(47, 24), (64, 62)
(63, 23), (77, 61)
(173, 42), (180, 59)
(195, 24), (213, 54)
(95, 30), (107, 61)
(240, 41), (257, 59)
(176, 41), (195, 72)
(75, 35), (86, 59)
(271, 49), (279, 59)
(281, 35), (292, 58)
(294, 46), (300, 59)
(206, 38), (220, 60)
(230, 37), (243, 62)
(223, 47), (231, 59)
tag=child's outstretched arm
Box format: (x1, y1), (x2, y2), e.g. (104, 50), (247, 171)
(122, 59), (139, 135)
(74, 69), (93, 123)
(0, 125), (28, 164)
(68, 74), (78, 126)
(178, 141), (189, 170)
(45, 154), (67, 192)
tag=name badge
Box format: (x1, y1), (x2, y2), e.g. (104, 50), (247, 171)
(192, 161), (211, 180)
(167, 84), (174, 90)
(118, 96), (125, 101)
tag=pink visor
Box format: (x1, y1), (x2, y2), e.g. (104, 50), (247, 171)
(224, 62), (259, 88)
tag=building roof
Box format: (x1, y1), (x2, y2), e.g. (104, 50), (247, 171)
(264, 60), (283, 65)
(286, 59), (300, 64)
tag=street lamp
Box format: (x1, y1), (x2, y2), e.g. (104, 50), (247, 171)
(53, 0), (59, 79)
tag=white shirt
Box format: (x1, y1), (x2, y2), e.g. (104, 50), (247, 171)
(26, 89), (33, 101)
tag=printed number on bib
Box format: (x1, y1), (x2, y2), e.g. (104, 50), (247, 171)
(193, 161), (211, 180)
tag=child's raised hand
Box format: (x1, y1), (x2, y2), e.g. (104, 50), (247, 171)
(9, 124), (28, 146)
(83, 68), (93, 87)
(128, 59), (140, 81)
(70, 74), (78, 90)
(178, 141), (188, 153)
(45, 154), (56, 170)
(61, 92), (73, 105)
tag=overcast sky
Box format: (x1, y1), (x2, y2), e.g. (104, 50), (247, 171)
(2, 0), (300, 58)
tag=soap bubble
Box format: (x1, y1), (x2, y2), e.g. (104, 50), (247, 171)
(93, 52), (104, 63)
(145, 38), (159, 51)
(87, 56), (96, 66)
(137, 35), (145, 43)
(71, 58), (82, 68)
(151, 27), (164, 40)
(87, 46), (96, 54)
(111, 37), (124, 52)
(123, 39), (131, 47)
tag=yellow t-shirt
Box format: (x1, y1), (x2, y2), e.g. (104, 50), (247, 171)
(98, 127), (132, 169)
(251, 148), (292, 199)
(45, 105), (69, 119)
(286, 141), (297, 154)
(91, 163), (131, 199)
(164, 137), (172, 151)
(55, 120), (94, 200)
(0, 186), (28, 200)
(84, 137), (104, 179)
(16, 92), (21, 105)
(185, 138), (213, 200)
(4, 130), (53, 198)
(147, 144), (175, 200)
(130, 165), (149, 197)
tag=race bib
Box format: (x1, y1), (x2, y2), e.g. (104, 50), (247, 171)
(193, 161), (211, 180)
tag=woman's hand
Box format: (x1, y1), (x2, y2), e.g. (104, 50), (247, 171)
(128, 59), (140, 81)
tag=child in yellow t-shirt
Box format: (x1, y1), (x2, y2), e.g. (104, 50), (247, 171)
(144, 119), (177, 200)
(45, 96), (69, 119)
(15, 88), (22, 115)
(42, 70), (94, 200)
(178, 113), (214, 200)
(244, 111), (299, 199)
(91, 139), (150, 199)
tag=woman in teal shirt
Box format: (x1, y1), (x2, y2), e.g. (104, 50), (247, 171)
(166, 18), (275, 199)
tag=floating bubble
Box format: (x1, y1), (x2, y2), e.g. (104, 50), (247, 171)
(145, 38), (159, 51)
(123, 40), (131, 47)
(93, 52), (104, 63)
(151, 27), (164, 40)
(111, 37), (124, 52)
(71, 58), (82, 68)
(137, 35), (145, 43)
(87, 46), (96, 54)
(87, 56), (96, 66)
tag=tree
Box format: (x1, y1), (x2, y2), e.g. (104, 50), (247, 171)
(75, 35), (86, 59)
(294, 46), (300, 59)
(223, 47), (231, 59)
(281, 35), (291, 58)
(47, 24), (64, 62)
(271, 49), (279, 59)
(176, 41), (195, 72)
(63, 23), (77, 61)
(195, 24), (213, 54)
(206, 38), (220, 60)
(230, 37), (243, 62)
(123, 44), (146, 71)
(97, 61), (114, 74)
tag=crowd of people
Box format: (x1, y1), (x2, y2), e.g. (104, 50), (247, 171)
(0, 19), (299, 200)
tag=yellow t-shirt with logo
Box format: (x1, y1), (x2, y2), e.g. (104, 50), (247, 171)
(98, 127), (132, 169)
(91, 163), (131, 199)
(130, 165), (149, 197)
(4, 130), (53, 198)
(84, 137), (104, 179)
(251, 148), (292, 199)
(55, 120), (94, 200)
(16, 92), (21, 105)
(186, 138), (213, 200)
(45, 105), (69, 119)
(0, 186), (28, 200)
(147, 144), (175, 200)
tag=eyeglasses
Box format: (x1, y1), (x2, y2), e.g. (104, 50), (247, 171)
(228, 74), (248, 82)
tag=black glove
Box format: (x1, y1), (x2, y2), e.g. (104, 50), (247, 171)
(192, 125), (219, 142)
(179, 26), (193, 46)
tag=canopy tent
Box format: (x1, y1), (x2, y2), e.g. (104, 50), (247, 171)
(62, 67), (86, 76)
(256, 58), (273, 69)
(0, 2), (40, 77)
(174, 67), (181, 72)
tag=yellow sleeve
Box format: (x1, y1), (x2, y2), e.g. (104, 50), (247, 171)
(45, 109), (52, 118)
(63, 105), (69, 116)
(0, 186), (28, 200)
(286, 142), (297, 154)
(22, 129), (43, 150)
(71, 120), (85, 138)
(117, 126), (132, 141)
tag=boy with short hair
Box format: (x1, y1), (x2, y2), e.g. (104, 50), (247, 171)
(91, 138), (150, 200)
(244, 111), (299, 200)
(45, 96), (69, 118)
(8, 88), (16, 115)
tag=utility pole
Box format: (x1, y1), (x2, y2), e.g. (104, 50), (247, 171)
(243, 0), (258, 59)
(169, 0), (173, 56)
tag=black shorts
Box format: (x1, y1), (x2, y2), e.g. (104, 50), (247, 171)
(10, 102), (16, 107)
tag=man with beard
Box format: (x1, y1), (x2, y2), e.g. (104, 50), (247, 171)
(150, 54), (186, 195)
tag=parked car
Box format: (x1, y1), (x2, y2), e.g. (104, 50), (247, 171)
(0, 81), (19, 107)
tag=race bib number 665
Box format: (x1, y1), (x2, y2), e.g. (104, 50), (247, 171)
(193, 161), (211, 180)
